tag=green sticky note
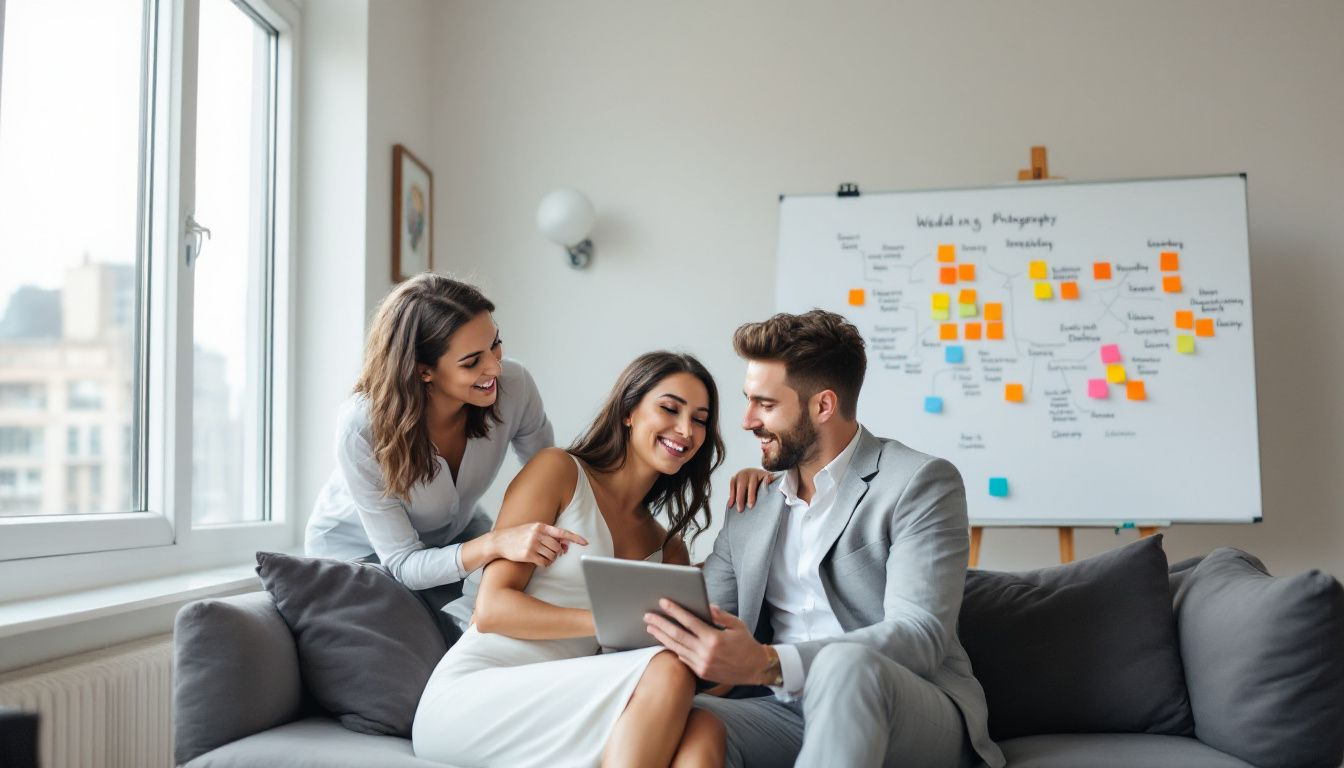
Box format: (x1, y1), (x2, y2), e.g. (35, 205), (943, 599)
(1177, 335), (1195, 354)
(932, 308), (950, 321)
(958, 302), (977, 318)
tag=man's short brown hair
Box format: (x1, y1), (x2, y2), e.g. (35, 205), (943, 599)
(732, 309), (866, 419)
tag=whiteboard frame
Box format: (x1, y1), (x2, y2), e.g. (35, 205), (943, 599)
(776, 174), (1263, 527)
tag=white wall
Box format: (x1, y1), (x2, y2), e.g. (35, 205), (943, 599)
(411, 0), (1344, 574)
(365, 0), (434, 318)
(294, 0), (370, 533)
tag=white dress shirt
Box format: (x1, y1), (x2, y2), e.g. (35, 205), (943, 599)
(304, 358), (553, 590)
(766, 425), (864, 700)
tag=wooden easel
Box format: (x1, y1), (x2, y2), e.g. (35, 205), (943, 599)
(966, 147), (1162, 567)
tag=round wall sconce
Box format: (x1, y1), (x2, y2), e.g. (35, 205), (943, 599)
(536, 188), (595, 269)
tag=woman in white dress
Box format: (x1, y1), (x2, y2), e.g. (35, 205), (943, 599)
(414, 351), (729, 767)
(306, 274), (588, 639)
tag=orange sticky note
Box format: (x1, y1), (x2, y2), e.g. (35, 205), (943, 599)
(1127, 380), (1147, 401)
(1175, 310), (1194, 329)
(1060, 281), (1079, 300)
(1005, 383), (1024, 403)
(958, 289), (977, 304)
(1160, 252), (1180, 271)
(940, 267), (957, 285)
(848, 289), (865, 306)
(1163, 275), (1183, 293)
(958, 263), (976, 281)
(1028, 261), (1047, 280)
(965, 322), (982, 340)
(987, 322), (1005, 340)
(940, 323), (958, 340)
(985, 302), (1003, 321)
(938, 244), (956, 262)
(1094, 262), (1112, 280)
(1195, 318), (1215, 337)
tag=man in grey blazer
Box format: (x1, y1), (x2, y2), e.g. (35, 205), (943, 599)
(646, 310), (1004, 768)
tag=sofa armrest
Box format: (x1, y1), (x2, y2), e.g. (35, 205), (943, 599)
(174, 590), (303, 765)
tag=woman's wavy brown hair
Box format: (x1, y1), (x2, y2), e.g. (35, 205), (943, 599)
(354, 273), (500, 500)
(569, 352), (725, 545)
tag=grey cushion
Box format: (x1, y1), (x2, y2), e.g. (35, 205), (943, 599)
(1174, 548), (1344, 768)
(173, 591), (304, 765)
(1168, 554), (1204, 603)
(959, 535), (1194, 741)
(989, 733), (1256, 768)
(255, 552), (447, 738)
(183, 717), (452, 768)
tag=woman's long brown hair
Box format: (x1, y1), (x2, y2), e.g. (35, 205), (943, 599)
(569, 352), (725, 545)
(354, 273), (500, 500)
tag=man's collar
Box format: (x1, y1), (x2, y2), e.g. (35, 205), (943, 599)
(779, 423), (864, 505)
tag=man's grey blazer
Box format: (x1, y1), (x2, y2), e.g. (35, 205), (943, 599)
(703, 427), (1005, 768)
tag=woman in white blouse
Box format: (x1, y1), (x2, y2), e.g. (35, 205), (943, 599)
(305, 274), (585, 639)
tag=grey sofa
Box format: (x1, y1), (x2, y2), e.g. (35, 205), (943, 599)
(173, 550), (1344, 767)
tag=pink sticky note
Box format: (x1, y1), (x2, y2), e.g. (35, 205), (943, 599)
(1100, 344), (1121, 364)
(1087, 379), (1109, 399)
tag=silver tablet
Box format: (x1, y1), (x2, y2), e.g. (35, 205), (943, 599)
(581, 555), (713, 651)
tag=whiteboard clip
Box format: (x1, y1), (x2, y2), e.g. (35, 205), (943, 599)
(837, 182), (861, 198)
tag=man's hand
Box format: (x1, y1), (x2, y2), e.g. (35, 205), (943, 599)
(645, 601), (771, 686)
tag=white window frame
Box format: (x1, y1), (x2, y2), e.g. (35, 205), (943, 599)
(0, 0), (300, 600)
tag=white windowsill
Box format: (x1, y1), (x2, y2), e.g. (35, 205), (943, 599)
(0, 560), (278, 673)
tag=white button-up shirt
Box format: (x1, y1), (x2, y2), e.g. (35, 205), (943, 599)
(766, 425), (863, 700)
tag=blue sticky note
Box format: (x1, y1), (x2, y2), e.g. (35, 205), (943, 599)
(988, 477), (1009, 497)
(945, 345), (964, 364)
(924, 396), (943, 414)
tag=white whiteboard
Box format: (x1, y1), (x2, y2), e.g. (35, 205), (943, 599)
(776, 176), (1261, 525)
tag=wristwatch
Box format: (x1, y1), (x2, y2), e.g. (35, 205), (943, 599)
(762, 645), (784, 687)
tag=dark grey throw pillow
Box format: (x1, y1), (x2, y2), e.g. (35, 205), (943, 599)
(1174, 548), (1344, 768)
(255, 552), (447, 737)
(959, 535), (1194, 741)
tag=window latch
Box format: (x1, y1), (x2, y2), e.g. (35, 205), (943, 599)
(184, 215), (212, 267)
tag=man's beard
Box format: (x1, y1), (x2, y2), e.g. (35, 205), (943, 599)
(755, 414), (819, 472)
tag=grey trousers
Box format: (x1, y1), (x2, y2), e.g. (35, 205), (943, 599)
(694, 643), (976, 768)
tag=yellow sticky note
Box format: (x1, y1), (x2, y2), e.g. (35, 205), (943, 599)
(985, 302), (1003, 321)
(931, 308), (950, 321)
(1175, 310), (1194, 329)
(940, 323), (958, 340)
(958, 263), (976, 281)
(848, 289), (865, 306)
(1106, 364), (1127, 384)
(1195, 318), (1215, 337)
(1177, 335), (1195, 354)
(938, 244), (956, 262)
(1127, 380), (1147, 401)
(1005, 383), (1024, 402)
(1029, 261), (1047, 279)
(1034, 282), (1053, 300)
(932, 293), (950, 310)
(958, 303), (977, 318)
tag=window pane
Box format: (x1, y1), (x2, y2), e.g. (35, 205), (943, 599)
(191, 0), (274, 525)
(0, 0), (146, 518)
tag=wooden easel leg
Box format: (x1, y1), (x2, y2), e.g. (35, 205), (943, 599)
(1137, 526), (1160, 539)
(969, 527), (983, 568)
(1058, 527), (1075, 564)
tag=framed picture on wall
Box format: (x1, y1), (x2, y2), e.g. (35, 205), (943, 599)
(392, 144), (434, 281)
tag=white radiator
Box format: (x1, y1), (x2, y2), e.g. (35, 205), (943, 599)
(0, 634), (173, 768)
